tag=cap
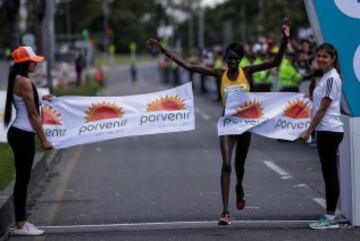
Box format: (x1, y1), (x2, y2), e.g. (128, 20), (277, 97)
(11, 46), (45, 63)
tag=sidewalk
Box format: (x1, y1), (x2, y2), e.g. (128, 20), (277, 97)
(0, 150), (61, 241)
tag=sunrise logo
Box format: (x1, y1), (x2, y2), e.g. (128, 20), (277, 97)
(41, 105), (63, 125)
(234, 100), (263, 119)
(283, 99), (311, 119)
(85, 102), (124, 122)
(146, 96), (186, 112)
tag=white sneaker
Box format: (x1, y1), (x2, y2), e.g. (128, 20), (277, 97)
(10, 222), (45, 236)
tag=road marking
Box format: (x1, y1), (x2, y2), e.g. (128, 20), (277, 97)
(263, 160), (292, 179)
(313, 197), (341, 213)
(195, 107), (211, 120)
(313, 198), (326, 208)
(244, 206), (261, 209)
(43, 147), (83, 226)
(40, 219), (316, 234)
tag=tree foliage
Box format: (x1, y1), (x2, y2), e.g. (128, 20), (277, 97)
(178, 0), (309, 50)
(0, 0), (309, 53)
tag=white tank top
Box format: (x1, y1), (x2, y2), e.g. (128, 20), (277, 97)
(12, 94), (35, 132)
(11, 75), (40, 133)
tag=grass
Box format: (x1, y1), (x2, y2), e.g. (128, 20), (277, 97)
(95, 54), (153, 66)
(0, 79), (102, 191)
(0, 143), (14, 191)
(53, 79), (102, 96)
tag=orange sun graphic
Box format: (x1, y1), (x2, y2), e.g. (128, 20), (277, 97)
(41, 105), (63, 125)
(146, 95), (186, 112)
(234, 100), (264, 119)
(85, 102), (124, 122)
(284, 99), (311, 119)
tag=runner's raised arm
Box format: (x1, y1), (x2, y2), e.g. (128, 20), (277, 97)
(147, 38), (219, 77)
(245, 17), (290, 75)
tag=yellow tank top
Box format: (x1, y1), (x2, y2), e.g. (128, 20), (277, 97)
(220, 68), (250, 105)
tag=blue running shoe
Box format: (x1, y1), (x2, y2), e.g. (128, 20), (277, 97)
(309, 215), (339, 230)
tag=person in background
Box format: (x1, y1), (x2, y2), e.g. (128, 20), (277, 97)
(252, 43), (272, 92)
(200, 50), (214, 94)
(300, 43), (344, 230)
(75, 52), (85, 87)
(278, 50), (302, 93)
(4, 46), (53, 236)
(213, 49), (223, 101)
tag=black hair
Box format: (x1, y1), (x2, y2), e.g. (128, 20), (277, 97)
(4, 61), (39, 127)
(224, 42), (244, 61)
(316, 43), (341, 76)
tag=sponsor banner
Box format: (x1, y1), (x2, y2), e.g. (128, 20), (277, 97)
(304, 0), (360, 116)
(0, 88), (50, 142)
(42, 83), (194, 149)
(218, 92), (312, 141)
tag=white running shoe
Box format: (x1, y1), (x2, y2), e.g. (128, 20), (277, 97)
(10, 222), (45, 236)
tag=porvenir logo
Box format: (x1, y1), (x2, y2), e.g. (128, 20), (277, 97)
(78, 102), (127, 136)
(41, 105), (63, 125)
(85, 102), (124, 122)
(140, 95), (189, 126)
(234, 100), (263, 119)
(283, 99), (311, 119)
(146, 95), (186, 111)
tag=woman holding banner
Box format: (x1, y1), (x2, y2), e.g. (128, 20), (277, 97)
(300, 43), (344, 230)
(148, 17), (290, 225)
(4, 46), (53, 236)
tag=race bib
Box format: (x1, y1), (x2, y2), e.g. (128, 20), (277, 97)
(224, 85), (247, 102)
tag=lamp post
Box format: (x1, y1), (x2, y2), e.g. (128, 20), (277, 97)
(43, 0), (55, 93)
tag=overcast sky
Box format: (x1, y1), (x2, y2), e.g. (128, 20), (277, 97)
(201, 0), (226, 7)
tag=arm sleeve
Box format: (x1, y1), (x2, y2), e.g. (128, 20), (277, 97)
(324, 77), (341, 100)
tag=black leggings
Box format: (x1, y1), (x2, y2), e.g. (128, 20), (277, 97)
(7, 126), (35, 222)
(316, 131), (344, 213)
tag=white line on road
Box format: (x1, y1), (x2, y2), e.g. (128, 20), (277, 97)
(263, 160), (292, 179)
(195, 107), (211, 120)
(313, 198), (341, 213)
(313, 198), (326, 209)
(40, 219), (316, 234)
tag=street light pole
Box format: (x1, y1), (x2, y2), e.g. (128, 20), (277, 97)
(198, 5), (205, 50)
(188, 10), (194, 49)
(43, 0), (55, 93)
(102, 0), (110, 53)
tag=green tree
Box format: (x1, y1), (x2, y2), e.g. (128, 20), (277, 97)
(177, 0), (309, 50)
(0, 0), (20, 49)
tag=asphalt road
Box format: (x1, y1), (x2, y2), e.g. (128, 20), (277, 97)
(9, 63), (360, 241)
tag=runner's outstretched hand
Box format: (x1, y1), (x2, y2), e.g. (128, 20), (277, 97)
(147, 38), (162, 51)
(282, 16), (290, 41)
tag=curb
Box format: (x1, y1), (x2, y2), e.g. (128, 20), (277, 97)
(0, 150), (61, 241)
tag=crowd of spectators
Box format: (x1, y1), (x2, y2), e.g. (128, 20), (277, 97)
(156, 34), (321, 101)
